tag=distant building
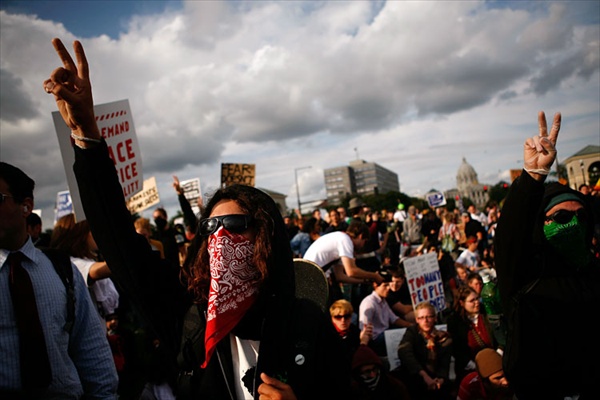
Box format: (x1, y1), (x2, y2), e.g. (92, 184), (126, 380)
(448, 157), (489, 210)
(563, 145), (600, 190)
(324, 159), (400, 205)
(258, 188), (287, 216)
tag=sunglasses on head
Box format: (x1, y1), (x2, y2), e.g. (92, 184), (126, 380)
(333, 314), (352, 320)
(199, 214), (253, 236)
(545, 208), (587, 224)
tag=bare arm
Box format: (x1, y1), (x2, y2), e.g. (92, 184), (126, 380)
(88, 261), (111, 281)
(340, 256), (383, 283)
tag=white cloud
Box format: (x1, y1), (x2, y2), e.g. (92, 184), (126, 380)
(0, 1), (598, 231)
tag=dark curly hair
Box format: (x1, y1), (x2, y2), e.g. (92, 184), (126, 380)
(182, 184), (293, 303)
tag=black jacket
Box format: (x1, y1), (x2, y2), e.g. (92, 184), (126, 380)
(73, 140), (351, 399)
(495, 172), (600, 399)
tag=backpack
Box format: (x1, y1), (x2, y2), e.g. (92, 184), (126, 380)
(40, 247), (75, 333)
(440, 223), (457, 253)
(441, 234), (456, 253)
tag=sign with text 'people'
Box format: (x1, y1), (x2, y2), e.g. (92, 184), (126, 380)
(53, 99), (142, 222)
(403, 251), (446, 313)
(221, 163), (255, 188)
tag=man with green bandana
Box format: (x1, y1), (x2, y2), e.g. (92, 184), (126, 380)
(495, 111), (599, 400)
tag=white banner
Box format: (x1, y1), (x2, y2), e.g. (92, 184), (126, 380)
(53, 99), (143, 222)
(403, 252), (446, 313)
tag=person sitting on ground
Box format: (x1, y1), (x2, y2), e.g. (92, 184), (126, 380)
(447, 286), (499, 386)
(329, 299), (372, 366)
(396, 301), (453, 400)
(386, 265), (415, 323)
(448, 263), (469, 305)
(350, 344), (411, 400)
(455, 236), (481, 273)
(358, 272), (414, 357)
(457, 348), (513, 400)
(466, 272), (483, 296)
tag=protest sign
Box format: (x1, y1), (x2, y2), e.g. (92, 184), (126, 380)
(426, 191), (446, 208)
(404, 252), (446, 313)
(180, 177), (202, 215)
(221, 163), (255, 187)
(126, 177), (160, 214)
(53, 99), (142, 221)
(54, 190), (73, 225)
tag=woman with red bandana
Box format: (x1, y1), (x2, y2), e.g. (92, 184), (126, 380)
(44, 38), (351, 400)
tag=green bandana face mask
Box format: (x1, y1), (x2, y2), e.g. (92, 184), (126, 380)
(543, 214), (590, 267)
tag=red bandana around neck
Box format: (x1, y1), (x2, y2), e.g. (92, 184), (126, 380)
(201, 226), (261, 368)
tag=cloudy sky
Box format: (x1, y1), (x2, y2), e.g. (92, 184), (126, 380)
(1, 0), (598, 230)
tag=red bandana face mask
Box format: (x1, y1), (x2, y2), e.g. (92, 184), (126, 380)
(201, 226), (261, 368)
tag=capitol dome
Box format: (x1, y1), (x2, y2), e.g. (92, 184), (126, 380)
(456, 157), (479, 191)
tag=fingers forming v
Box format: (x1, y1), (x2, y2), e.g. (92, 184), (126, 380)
(538, 111), (548, 137)
(52, 38), (77, 74)
(73, 40), (90, 81)
(548, 112), (561, 146)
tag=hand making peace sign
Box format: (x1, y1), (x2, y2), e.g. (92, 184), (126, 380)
(523, 111), (561, 182)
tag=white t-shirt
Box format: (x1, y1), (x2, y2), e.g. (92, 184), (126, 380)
(71, 257), (120, 316)
(456, 249), (480, 269)
(303, 231), (355, 270)
(231, 335), (260, 400)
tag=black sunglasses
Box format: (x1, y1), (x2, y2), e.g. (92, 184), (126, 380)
(333, 314), (352, 320)
(0, 193), (14, 203)
(199, 214), (253, 236)
(545, 208), (587, 224)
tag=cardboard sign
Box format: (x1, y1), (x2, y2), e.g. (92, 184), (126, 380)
(426, 191), (446, 208)
(180, 178), (202, 215)
(53, 99), (142, 221)
(54, 190), (73, 225)
(403, 252), (446, 313)
(126, 177), (160, 214)
(221, 163), (255, 187)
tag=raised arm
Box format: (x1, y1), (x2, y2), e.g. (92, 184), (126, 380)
(44, 38), (191, 357)
(495, 111), (561, 310)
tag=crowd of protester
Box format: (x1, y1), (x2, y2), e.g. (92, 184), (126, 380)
(2, 37), (599, 399)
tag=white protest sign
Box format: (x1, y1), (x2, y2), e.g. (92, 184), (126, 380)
(384, 324), (448, 372)
(53, 99), (143, 222)
(426, 191), (446, 208)
(126, 176), (160, 214)
(403, 252), (446, 313)
(180, 178), (202, 215)
(54, 190), (73, 225)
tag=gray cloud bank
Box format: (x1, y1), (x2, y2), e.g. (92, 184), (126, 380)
(1, 1), (598, 230)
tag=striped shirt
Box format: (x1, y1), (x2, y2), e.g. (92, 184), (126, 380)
(0, 237), (118, 398)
